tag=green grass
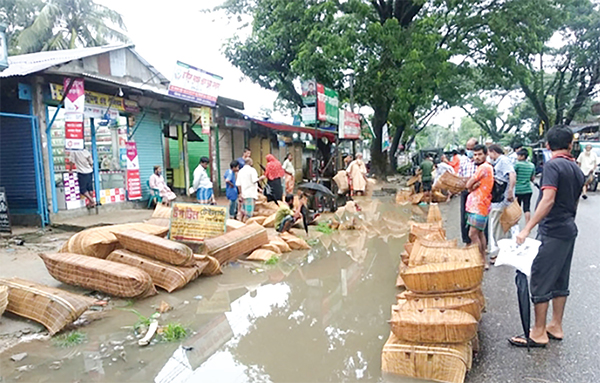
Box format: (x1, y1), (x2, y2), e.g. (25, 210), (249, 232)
(316, 222), (334, 234)
(122, 308), (153, 332)
(264, 255), (280, 265)
(306, 238), (320, 247)
(161, 323), (187, 342)
(53, 331), (86, 347)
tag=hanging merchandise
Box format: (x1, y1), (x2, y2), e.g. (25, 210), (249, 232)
(126, 142), (142, 200)
(63, 78), (85, 150)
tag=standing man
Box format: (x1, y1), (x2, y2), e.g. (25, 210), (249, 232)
(487, 144), (516, 259)
(236, 158), (260, 221)
(419, 154), (434, 203)
(237, 148), (252, 168)
(190, 157), (215, 205)
(511, 125), (585, 348)
(224, 161), (240, 219)
(465, 144), (494, 267)
(576, 144), (597, 200)
(448, 150), (461, 173)
(458, 138), (478, 244)
(514, 149), (536, 224)
(69, 148), (96, 209)
(347, 153), (368, 196)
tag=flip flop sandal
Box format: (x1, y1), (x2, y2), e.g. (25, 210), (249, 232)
(547, 331), (563, 341)
(508, 335), (547, 348)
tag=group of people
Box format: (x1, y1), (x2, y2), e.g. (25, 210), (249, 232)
(455, 126), (587, 349)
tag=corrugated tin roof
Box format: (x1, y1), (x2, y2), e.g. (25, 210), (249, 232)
(0, 44), (169, 85)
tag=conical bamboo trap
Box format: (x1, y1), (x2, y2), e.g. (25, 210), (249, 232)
(0, 278), (96, 335)
(106, 249), (199, 293)
(401, 262), (484, 294)
(408, 244), (483, 267)
(389, 307), (478, 344)
(114, 230), (195, 266)
(435, 172), (467, 194)
(382, 332), (472, 383)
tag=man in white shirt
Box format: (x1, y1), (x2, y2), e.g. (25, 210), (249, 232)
(236, 158), (261, 220)
(577, 144), (598, 199)
(69, 148), (96, 208)
(190, 157), (215, 205)
(149, 165), (176, 205)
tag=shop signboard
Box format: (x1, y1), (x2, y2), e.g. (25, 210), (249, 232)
(301, 80), (317, 105)
(126, 142), (142, 200)
(0, 187), (11, 234)
(63, 173), (84, 210)
(317, 84), (339, 125)
(169, 203), (227, 243)
(338, 109), (361, 139)
(50, 83), (140, 113)
(168, 61), (222, 107)
(301, 106), (316, 125)
(190, 107), (213, 134)
(63, 78), (85, 150)
(224, 117), (251, 129)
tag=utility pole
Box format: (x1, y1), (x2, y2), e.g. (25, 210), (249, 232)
(350, 73), (357, 157)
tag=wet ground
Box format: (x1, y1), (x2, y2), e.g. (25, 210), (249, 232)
(1, 191), (599, 383)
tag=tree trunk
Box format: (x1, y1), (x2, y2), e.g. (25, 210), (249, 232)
(389, 123), (406, 171)
(370, 106), (390, 177)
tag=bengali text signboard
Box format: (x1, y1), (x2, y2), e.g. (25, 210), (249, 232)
(169, 203), (227, 243)
(63, 78), (85, 150)
(168, 61), (222, 107)
(317, 84), (339, 124)
(126, 142), (142, 200)
(0, 187), (11, 234)
(338, 110), (361, 139)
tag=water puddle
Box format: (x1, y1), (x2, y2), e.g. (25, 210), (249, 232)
(0, 200), (438, 382)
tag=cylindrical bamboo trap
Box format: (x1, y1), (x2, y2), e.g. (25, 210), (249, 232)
(0, 285), (8, 317)
(389, 307), (478, 344)
(0, 278), (96, 335)
(381, 332), (472, 383)
(204, 222), (269, 265)
(401, 262), (484, 294)
(114, 230), (195, 266)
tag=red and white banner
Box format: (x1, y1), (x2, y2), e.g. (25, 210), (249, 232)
(316, 83), (326, 121)
(63, 78), (85, 150)
(126, 142), (142, 200)
(338, 110), (361, 139)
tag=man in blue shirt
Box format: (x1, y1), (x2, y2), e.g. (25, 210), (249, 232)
(224, 161), (240, 219)
(237, 148), (251, 168)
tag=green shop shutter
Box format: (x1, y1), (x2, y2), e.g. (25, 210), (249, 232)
(187, 125), (210, 182)
(131, 111), (164, 199)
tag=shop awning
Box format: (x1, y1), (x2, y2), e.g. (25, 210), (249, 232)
(251, 119), (337, 141)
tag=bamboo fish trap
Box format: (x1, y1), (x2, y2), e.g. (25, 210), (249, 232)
(204, 223), (269, 265)
(408, 244), (483, 267)
(114, 230), (195, 266)
(409, 223), (446, 243)
(107, 249), (199, 293)
(401, 262), (484, 294)
(389, 307), (478, 344)
(399, 296), (482, 321)
(435, 171), (467, 194)
(400, 285), (486, 314)
(39, 253), (157, 299)
(0, 285), (8, 317)
(381, 332), (472, 383)
(0, 278), (95, 335)
(427, 203), (443, 224)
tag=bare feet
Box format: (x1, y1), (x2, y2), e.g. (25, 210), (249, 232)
(529, 328), (550, 345)
(546, 324), (564, 340)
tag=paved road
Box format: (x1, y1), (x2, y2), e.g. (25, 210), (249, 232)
(441, 191), (600, 383)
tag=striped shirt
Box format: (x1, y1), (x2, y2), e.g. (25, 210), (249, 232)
(514, 160), (535, 194)
(458, 155), (476, 178)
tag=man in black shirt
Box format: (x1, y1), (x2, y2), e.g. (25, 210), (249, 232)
(510, 126), (585, 348)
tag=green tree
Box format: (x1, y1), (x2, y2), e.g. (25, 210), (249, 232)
(13, 0), (128, 53)
(0, 0), (44, 54)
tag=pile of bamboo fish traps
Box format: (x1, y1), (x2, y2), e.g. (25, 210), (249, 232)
(383, 206), (485, 383)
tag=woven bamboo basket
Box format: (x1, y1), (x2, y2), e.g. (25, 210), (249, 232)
(204, 223), (269, 265)
(59, 223), (169, 259)
(401, 251), (410, 265)
(397, 261), (408, 288)
(400, 296), (481, 321)
(0, 278), (95, 335)
(400, 285), (486, 313)
(280, 232), (311, 250)
(427, 203), (443, 224)
(254, 201), (280, 217)
(114, 230), (194, 266)
(404, 242), (414, 255)
(246, 216), (267, 226)
(407, 174), (421, 187)
(409, 244), (483, 267)
(381, 332), (471, 383)
(411, 193), (424, 205)
(436, 172), (467, 194)
(152, 203), (172, 219)
(107, 249), (198, 293)
(389, 307), (478, 343)
(260, 243), (282, 254)
(247, 249), (277, 261)
(39, 253), (157, 299)
(146, 217), (171, 228)
(193, 254), (222, 276)
(402, 262), (484, 294)
(333, 171), (349, 194)
(500, 200), (522, 232)
(262, 213), (277, 228)
(0, 285), (8, 317)
(226, 219), (245, 231)
(395, 189), (412, 205)
(269, 236), (292, 253)
(409, 224), (446, 243)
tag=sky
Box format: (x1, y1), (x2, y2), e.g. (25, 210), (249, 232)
(98, 0), (464, 128)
